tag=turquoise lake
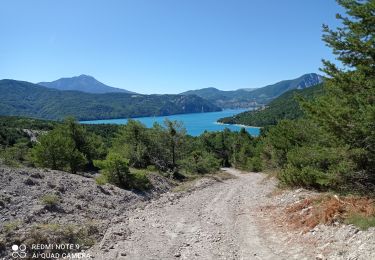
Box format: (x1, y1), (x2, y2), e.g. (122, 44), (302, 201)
(81, 109), (260, 136)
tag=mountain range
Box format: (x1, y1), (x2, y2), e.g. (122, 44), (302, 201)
(0, 73), (323, 121)
(0, 80), (220, 120)
(38, 74), (135, 94)
(181, 73), (323, 108)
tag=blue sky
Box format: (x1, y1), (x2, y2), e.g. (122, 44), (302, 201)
(0, 0), (342, 94)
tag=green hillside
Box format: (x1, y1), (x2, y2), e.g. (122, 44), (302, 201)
(181, 73), (323, 108)
(0, 80), (221, 120)
(218, 84), (324, 127)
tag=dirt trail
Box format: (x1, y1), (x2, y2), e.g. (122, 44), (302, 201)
(89, 169), (300, 260)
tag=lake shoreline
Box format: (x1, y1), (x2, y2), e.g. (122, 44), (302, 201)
(80, 109), (260, 137)
(214, 121), (262, 129)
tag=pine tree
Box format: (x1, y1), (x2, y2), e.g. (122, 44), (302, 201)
(304, 0), (375, 186)
(322, 0), (375, 77)
(30, 118), (104, 174)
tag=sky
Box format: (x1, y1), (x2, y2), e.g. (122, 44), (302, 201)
(0, 0), (343, 94)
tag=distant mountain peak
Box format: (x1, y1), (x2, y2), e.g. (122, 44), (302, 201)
(38, 75), (135, 94)
(187, 87), (220, 92)
(201, 87), (221, 91)
(294, 73), (324, 90)
(76, 74), (96, 79)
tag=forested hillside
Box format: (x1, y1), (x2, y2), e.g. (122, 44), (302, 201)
(0, 80), (221, 120)
(218, 84), (324, 126)
(181, 73), (323, 108)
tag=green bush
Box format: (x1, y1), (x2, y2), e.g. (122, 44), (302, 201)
(279, 145), (354, 190)
(95, 174), (108, 186)
(0, 143), (30, 167)
(262, 119), (335, 169)
(0, 127), (29, 147)
(181, 150), (220, 174)
(146, 165), (158, 171)
(129, 170), (151, 190)
(246, 156), (263, 172)
(94, 152), (130, 188)
(95, 154), (152, 190)
(40, 194), (60, 208)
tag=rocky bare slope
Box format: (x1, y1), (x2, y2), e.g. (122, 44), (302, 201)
(0, 166), (173, 259)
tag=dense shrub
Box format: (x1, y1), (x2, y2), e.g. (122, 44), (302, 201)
(94, 152), (131, 188)
(94, 152), (151, 190)
(0, 127), (29, 147)
(181, 151), (220, 174)
(260, 119), (335, 168)
(0, 143), (30, 167)
(246, 156), (263, 172)
(128, 169), (151, 190)
(281, 146), (355, 189)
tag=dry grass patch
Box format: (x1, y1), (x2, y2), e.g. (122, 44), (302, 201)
(25, 222), (99, 251)
(266, 188), (285, 198)
(260, 169), (278, 185)
(2, 220), (22, 234)
(207, 170), (237, 182)
(286, 194), (375, 231)
(173, 171), (236, 192)
(172, 181), (195, 192)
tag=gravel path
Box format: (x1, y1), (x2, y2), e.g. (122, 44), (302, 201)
(90, 168), (292, 260)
